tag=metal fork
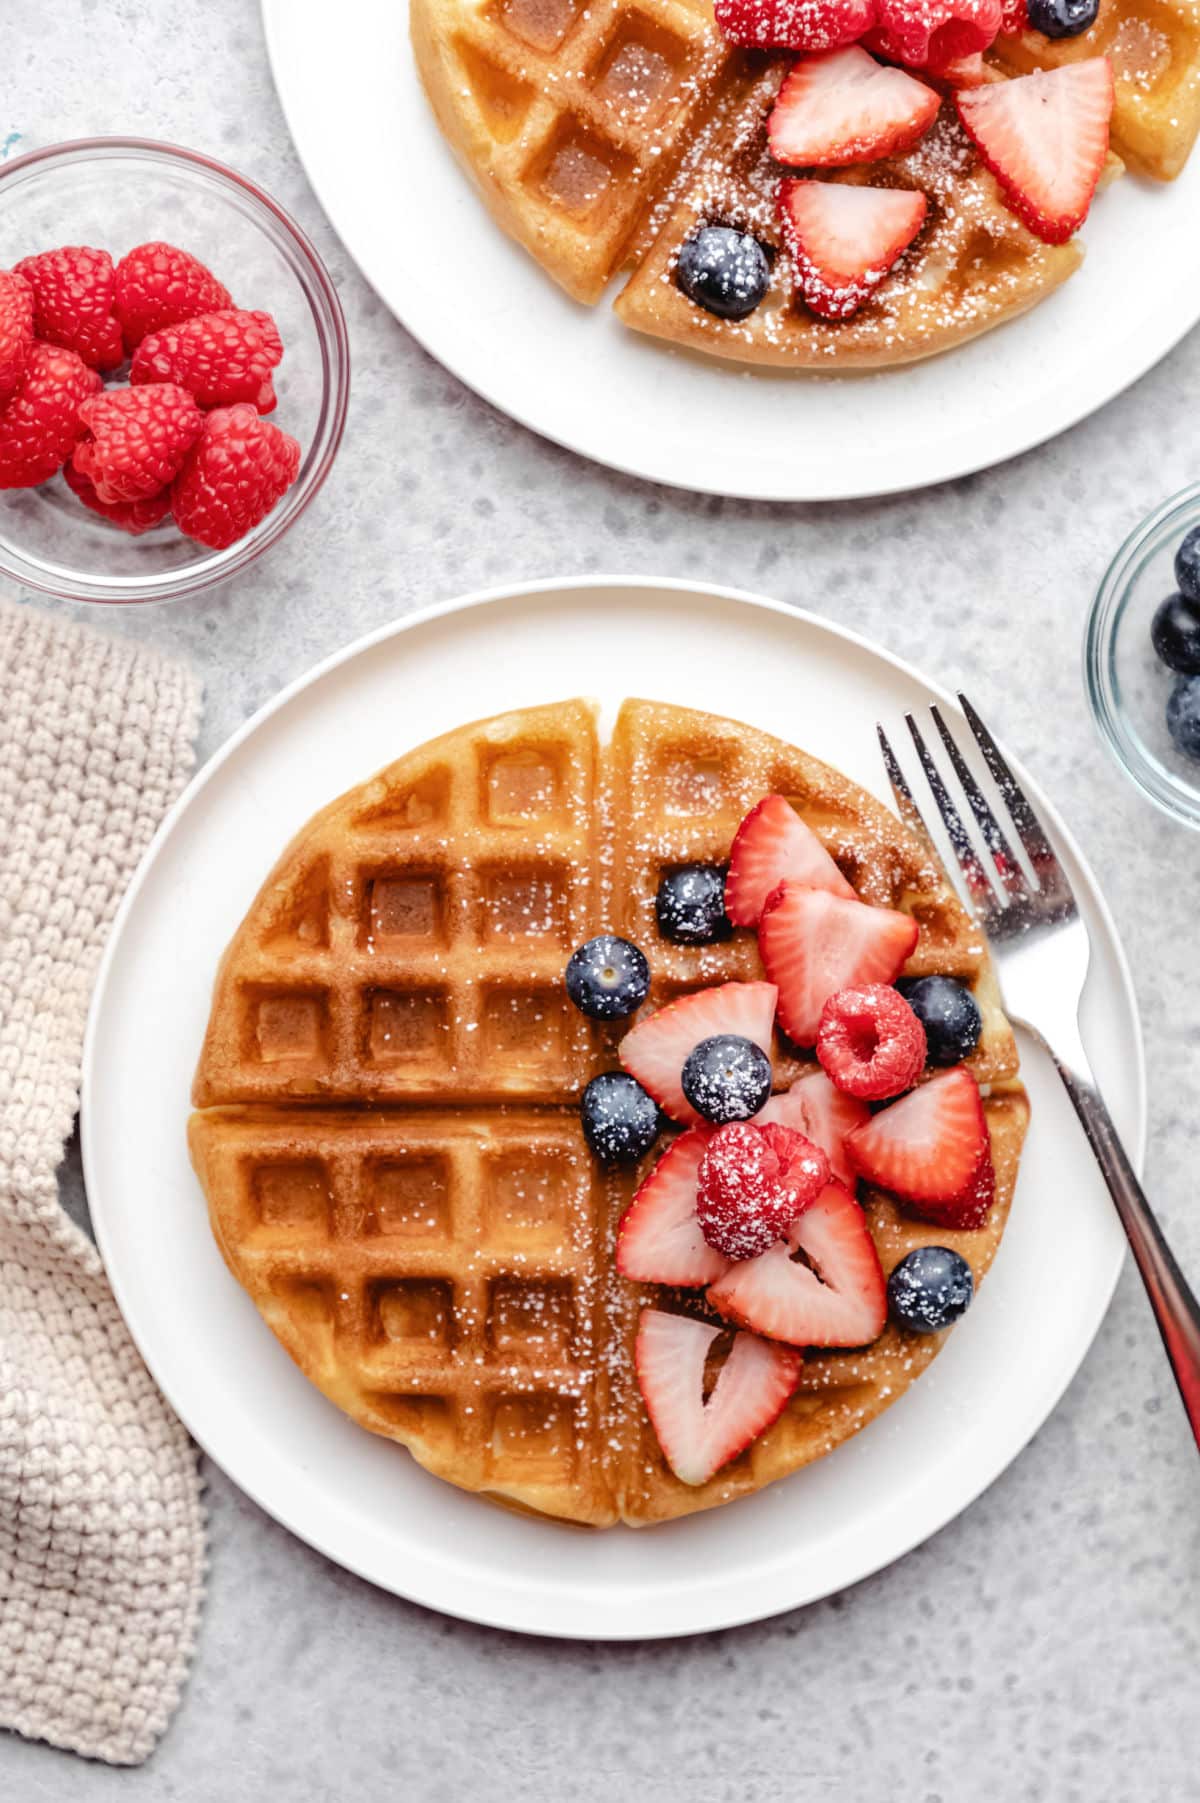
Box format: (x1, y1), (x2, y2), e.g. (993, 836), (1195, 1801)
(878, 694), (1200, 1450)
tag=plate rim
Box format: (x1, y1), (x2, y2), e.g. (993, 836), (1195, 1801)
(81, 574), (1145, 1637)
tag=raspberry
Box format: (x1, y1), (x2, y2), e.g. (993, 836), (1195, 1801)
(63, 459), (173, 536)
(1000, 0), (1028, 28)
(816, 984), (926, 1101)
(113, 241), (233, 351)
(0, 270), (34, 406)
(14, 245), (125, 371)
(74, 382), (203, 504)
(170, 403), (301, 550)
(132, 308), (283, 412)
(0, 341), (101, 489)
(865, 0), (1001, 65)
(697, 1121), (831, 1262)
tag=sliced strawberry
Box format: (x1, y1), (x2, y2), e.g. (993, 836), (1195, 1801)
(758, 1070), (869, 1189)
(955, 60), (1113, 245)
(726, 794), (855, 928)
(768, 47), (941, 167)
(866, 0), (1001, 67)
(635, 1308), (801, 1486)
(708, 1180), (887, 1347)
(846, 1065), (987, 1203)
(905, 1138), (996, 1229)
(715, 0), (876, 53)
(616, 1130), (728, 1286)
(619, 981), (778, 1127)
(758, 883), (918, 1046)
(933, 49), (986, 82)
(778, 179), (927, 320)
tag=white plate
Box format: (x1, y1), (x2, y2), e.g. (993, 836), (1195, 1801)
(83, 579), (1140, 1638)
(262, 0), (1200, 501)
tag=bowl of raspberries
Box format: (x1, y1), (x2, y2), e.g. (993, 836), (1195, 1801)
(0, 137), (349, 603)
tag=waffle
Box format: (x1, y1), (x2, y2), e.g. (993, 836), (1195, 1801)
(190, 698), (1029, 1527)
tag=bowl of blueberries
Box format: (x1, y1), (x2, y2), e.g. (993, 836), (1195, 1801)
(1085, 483), (1200, 830)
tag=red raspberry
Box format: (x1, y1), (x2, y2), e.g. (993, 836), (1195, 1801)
(13, 246), (125, 371)
(171, 403), (301, 550)
(63, 459), (173, 536)
(865, 0), (1001, 65)
(74, 382), (203, 504)
(0, 341), (101, 489)
(999, 0), (1027, 29)
(0, 270), (34, 406)
(132, 308), (283, 412)
(114, 241), (233, 352)
(816, 984), (926, 1101)
(697, 1121), (831, 1262)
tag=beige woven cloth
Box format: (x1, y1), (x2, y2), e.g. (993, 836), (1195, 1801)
(0, 598), (205, 1766)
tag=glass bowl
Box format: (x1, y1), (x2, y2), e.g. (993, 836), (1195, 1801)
(1085, 481), (1200, 831)
(0, 137), (349, 604)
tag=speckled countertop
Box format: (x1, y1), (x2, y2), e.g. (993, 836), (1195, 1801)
(5, 1), (1200, 1797)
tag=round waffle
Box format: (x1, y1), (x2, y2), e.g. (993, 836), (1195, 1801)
(189, 698), (1029, 1527)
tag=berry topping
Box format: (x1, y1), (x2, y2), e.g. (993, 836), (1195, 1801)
(0, 341), (100, 490)
(758, 1070), (869, 1189)
(915, 1139), (994, 1229)
(619, 981), (778, 1125)
(697, 1120), (830, 1261)
(62, 460), (174, 536)
(635, 1308), (802, 1487)
(866, 0), (1001, 68)
(887, 1245), (975, 1332)
(616, 1130), (727, 1284)
(778, 179), (927, 321)
(132, 307), (283, 412)
(1167, 676), (1200, 763)
(726, 794), (855, 928)
(1175, 526), (1200, 604)
(896, 973), (982, 1065)
(715, 0), (876, 52)
(74, 382), (203, 504)
(1026, 0), (1098, 36)
(846, 1065), (988, 1206)
(768, 47), (941, 167)
(0, 270), (34, 408)
(655, 864), (732, 945)
(565, 933), (652, 1020)
(936, 49), (988, 79)
(581, 1070), (661, 1166)
(113, 241), (233, 351)
(758, 882), (919, 1046)
(708, 1179), (887, 1347)
(13, 245), (124, 371)
(170, 403), (301, 549)
(816, 982), (926, 1099)
(1151, 593), (1200, 676)
(955, 60), (1113, 246)
(1000, 0), (1029, 31)
(681, 1034), (774, 1124)
(675, 226), (771, 321)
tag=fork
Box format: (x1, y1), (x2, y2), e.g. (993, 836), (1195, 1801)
(877, 694), (1200, 1449)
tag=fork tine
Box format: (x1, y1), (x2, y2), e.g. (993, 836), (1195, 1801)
(902, 712), (997, 916)
(876, 723), (938, 852)
(929, 704), (1027, 902)
(958, 693), (1073, 903)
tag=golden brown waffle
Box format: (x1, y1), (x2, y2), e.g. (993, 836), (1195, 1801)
(190, 698), (1029, 1527)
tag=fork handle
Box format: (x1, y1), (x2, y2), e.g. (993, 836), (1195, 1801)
(1055, 1062), (1200, 1449)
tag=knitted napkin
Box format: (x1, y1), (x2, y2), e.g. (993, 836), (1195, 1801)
(0, 598), (205, 1766)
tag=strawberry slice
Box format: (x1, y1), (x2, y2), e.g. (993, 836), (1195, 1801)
(933, 50), (986, 83)
(726, 794), (855, 928)
(708, 1180), (887, 1347)
(778, 179), (928, 320)
(768, 47), (941, 167)
(955, 60), (1113, 245)
(616, 1130), (729, 1286)
(619, 981), (778, 1126)
(757, 1070), (868, 1190)
(635, 1308), (802, 1486)
(715, 0), (876, 53)
(846, 1065), (987, 1203)
(905, 1139), (996, 1228)
(757, 883), (918, 1046)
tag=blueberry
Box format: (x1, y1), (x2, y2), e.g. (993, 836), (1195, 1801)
(1151, 592), (1200, 675)
(887, 1246), (975, 1334)
(1167, 675), (1200, 763)
(1175, 525), (1200, 603)
(581, 1071), (660, 1166)
(565, 935), (650, 1020)
(680, 1034), (772, 1124)
(1026, 0), (1098, 35)
(675, 226), (770, 322)
(655, 865), (732, 945)
(897, 975), (982, 1067)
